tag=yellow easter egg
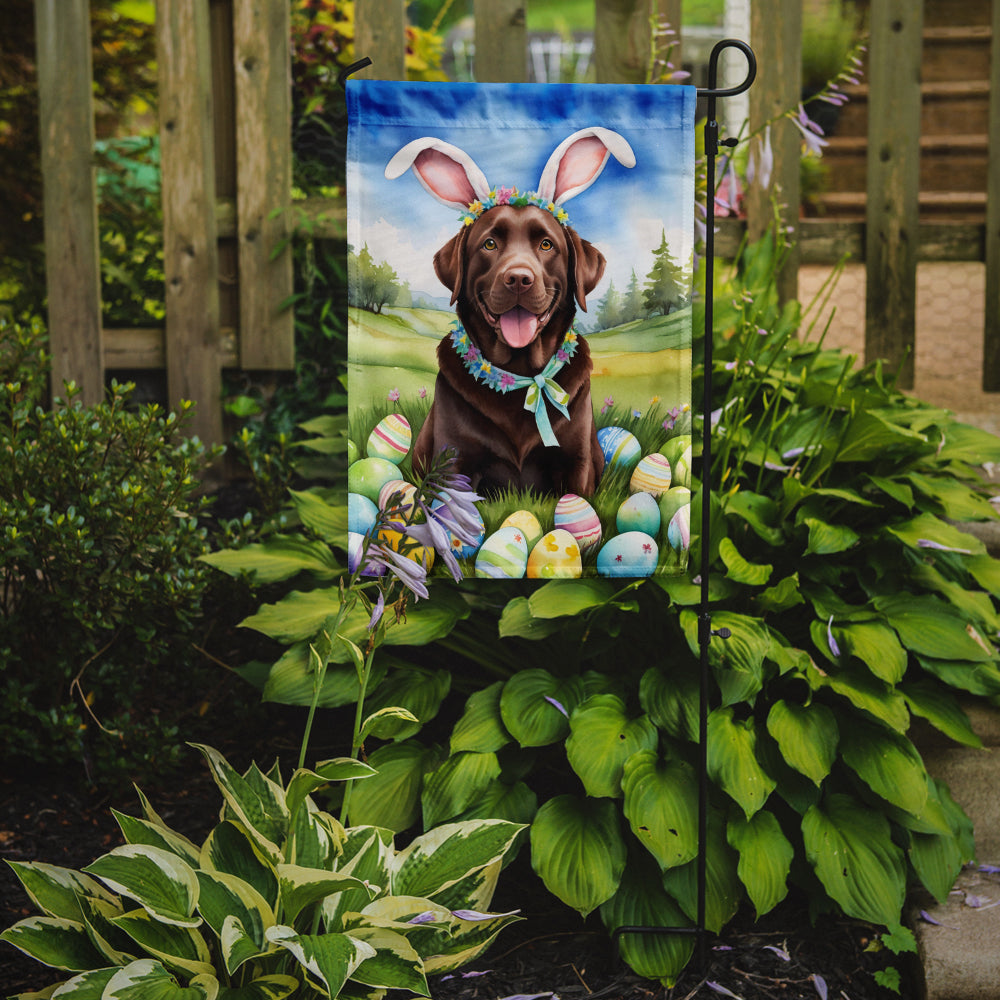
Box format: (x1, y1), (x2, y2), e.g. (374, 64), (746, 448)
(526, 529), (583, 579)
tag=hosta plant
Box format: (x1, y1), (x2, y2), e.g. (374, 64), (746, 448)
(1, 744), (523, 999)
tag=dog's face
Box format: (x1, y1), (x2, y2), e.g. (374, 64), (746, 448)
(434, 206), (606, 368)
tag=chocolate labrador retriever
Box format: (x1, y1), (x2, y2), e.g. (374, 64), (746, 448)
(385, 128), (635, 496)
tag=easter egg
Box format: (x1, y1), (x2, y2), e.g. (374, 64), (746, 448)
(554, 493), (602, 553)
(630, 453), (672, 497)
(346, 439), (360, 465)
(348, 531), (385, 577)
(433, 493), (486, 560)
(671, 445), (693, 488)
(658, 435), (692, 466)
(377, 522), (434, 571)
(597, 426), (642, 470)
(501, 509), (544, 549)
(617, 491), (661, 536)
(658, 486), (691, 528)
(366, 413), (411, 464)
(475, 526), (529, 579)
(348, 457), (399, 503)
(378, 478), (417, 515)
(596, 531), (659, 577)
(667, 505), (691, 551)
(527, 529), (583, 579)
(348, 492), (379, 536)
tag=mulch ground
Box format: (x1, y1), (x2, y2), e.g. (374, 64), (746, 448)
(0, 740), (914, 1000)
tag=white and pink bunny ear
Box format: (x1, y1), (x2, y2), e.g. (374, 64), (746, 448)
(536, 127), (636, 205)
(385, 137), (491, 211)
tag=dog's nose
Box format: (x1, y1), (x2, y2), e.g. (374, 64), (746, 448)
(504, 267), (534, 291)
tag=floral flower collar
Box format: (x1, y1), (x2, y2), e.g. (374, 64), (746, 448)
(461, 186), (570, 228)
(449, 320), (580, 448)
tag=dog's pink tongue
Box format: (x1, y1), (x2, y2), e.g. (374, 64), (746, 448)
(499, 306), (539, 348)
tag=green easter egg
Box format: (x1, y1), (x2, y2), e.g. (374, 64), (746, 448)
(657, 486), (691, 529)
(658, 435), (692, 466)
(672, 446), (693, 488)
(346, 439), (360, 464)
(348, 457), (399, 503)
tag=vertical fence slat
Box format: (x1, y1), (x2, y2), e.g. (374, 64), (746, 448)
(864, 0), (923, 389)
(355, 0), (406, 80)
(233, 0), (294, 369)
(474, 0), (527, 82)
(746, 0), (801, 304)
(34, 0), (103, 405)
(157, 0), (222, 444)
(983, 0), (1000, 390)
(594, 0), (654, 84)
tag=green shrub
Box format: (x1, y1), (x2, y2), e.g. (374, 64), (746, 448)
(1, 743), (524, 998)
(0, 317), (221, 783)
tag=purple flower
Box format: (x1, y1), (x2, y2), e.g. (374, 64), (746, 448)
(706, 983), (742, 999)
(827, 616), (841, 658)
(557, 349), (569, 362)
(407, 517), (462, 582)
(387, 387), (400, 402)
(418, 386), (427, 399)
(917, 539), (973, 555)
(367, 591), (385, 631)
(500, 372), (516, 390)
(365, 541), (429, 600)
(451, 908), (520, 921)
(791, 104), (829, 156)
(812, 974), (828, 1000)
(407, 911), (438, 925)
(747, 124), (773, 190)
(544, 695), (569, 717)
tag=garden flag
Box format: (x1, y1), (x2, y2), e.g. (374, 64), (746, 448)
(346, 80), (696, 579)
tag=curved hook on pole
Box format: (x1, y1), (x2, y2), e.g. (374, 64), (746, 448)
(338, 57), (373, 90)
(697, 38), (756, 99)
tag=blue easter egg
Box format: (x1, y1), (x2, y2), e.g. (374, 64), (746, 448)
(617, 492), (661, 536)
(348, 492), (379, 536)
(596, 425), (642, 470)
(596, 531), (659, 578)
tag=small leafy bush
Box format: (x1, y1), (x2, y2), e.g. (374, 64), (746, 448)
(1, 743), (523, 998)
(206, 234), (1000, 985)
(0, 317), (220, 782)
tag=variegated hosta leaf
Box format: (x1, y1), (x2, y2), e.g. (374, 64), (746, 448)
(276, 864), (375, 925)
(0, 916), (107, 972)
(421, 907), (522, 975)
(195, 871), (274, 973)
(599, 854), (694, 987)
(190, 745), (287, 863)
(621, 751), (699, 871)
(77, 894), (136, 966)
(706, 707), (776, 819)
(112, 810), (201, 868)
(288, 802), (343, 870)
(765, 700), (838, 786)
(424, 859), (501, 916)
(727, 810), (793, 918)
(214, 975), (299, 1000)
(200, 822), (278, 910)
(344, 926), (429, 995)
(566, 695), (658, 799)
(802, 793), (906, 926)
(838, 718), (929, 817)
(499, 669), (585, 747)
(529, 795), (626, 917)
(420, 751), (502, 829)
(110, 908), (214, 978)
(322, 829), (393, 931)
(45, 966), (118, 997)
(450, 681), (511, 754)
(83, 846), (200, 928)
(661, 810), (742, 934)
(102, 958), (218, 999)
(391, 820), (524, 901)
(4, 861), (118, 922)
(265, 925), (376, 998)
(347, 741), (442, 833)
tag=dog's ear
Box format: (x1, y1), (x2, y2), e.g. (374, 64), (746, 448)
(537, 128), (635, 205)
(433, 228), (470, 305)
(386, 138), (491, 210)
(567, 229), (605, 311)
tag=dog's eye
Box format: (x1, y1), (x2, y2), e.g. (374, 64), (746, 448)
(483, 237), (497, 251)
(539, 238), (554, 251)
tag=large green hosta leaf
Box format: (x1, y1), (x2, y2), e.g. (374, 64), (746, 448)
(639, 665), (699, 742)
(901, 680), (982, 748)
(217, 976), (299, 1000)
(886, 511), (985, 557)
(199, 822), (278, 910)
(421, 751), (502, 828)
(621, 751), (698, 871)
(680, 610), (770, 706)
(362, 667), (451, 741)
(450, 681), (511, 754)
(802, 793), (906, 926)
(200, 535), (340, 584)
(718, 537), (772, 586)
(111, 908), (214, 978)
(566, 695), (658, 798)
(499, 670), (585, 747)
(526, 578), (621, 617)
(29, 966), (118, 998)
(707, 707), (775, 818)
(195, 871), (274, 975)
(346, 740), (442, 832)
(874, 594), (996, 663)
(600, 853), (694, 987)
(727, 810), (793, 918)
(838, 718), (929, 817)
(832, 621), (907, 684)
(530, 795), (627, 917)
(765, 700), (838, 786)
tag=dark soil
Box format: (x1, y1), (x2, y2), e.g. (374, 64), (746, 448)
(1, 746), (915, 1000)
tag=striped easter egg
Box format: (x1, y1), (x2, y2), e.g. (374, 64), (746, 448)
(629, 453), (672, 497)
(554, 493), (602, 553)
(475, 526), (529, 579)
(367, 413), (411, 464)
(378, 478), (417, 516)
(596, 425), (642, 470)
(500, 509), (544, 549)
(667, 504), (691, 551)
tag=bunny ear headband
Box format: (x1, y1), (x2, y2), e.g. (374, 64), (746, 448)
(384, 127), (636, 227)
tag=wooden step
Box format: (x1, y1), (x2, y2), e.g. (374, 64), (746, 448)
(813, 190), (987, 222)
(832, 80), (991, 138)
(922, 25), (993, 83)
(822, 134), (989, 193)
(921, 0), (992, 28)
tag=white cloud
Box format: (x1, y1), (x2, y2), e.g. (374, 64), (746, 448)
(361, 217), (457, 295)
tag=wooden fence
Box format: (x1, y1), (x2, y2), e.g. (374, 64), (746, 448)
(34, 0), (1000, 445)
